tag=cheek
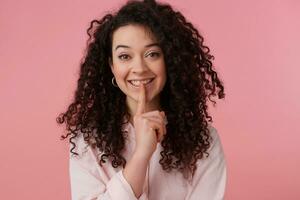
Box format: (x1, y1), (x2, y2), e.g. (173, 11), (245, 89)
(113, 67), (128, 81)
(154, 68), (167, 90)
(156, 64), (167, 81)
(160, 66), (167, 86)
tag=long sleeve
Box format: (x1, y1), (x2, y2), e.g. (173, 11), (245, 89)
(69, 135), (144, 200)
(185, 125), (227, 200)
(68, 123), (226, 200)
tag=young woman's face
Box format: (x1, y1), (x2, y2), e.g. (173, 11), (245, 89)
(110, 24), (166, 104)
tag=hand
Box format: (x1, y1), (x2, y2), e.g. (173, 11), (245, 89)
(133, 83), (167, 159)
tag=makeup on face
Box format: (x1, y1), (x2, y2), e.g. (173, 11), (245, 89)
(110, 24), (167, 105)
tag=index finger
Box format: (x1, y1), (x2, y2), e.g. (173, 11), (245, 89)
(135, 83), (147, 115)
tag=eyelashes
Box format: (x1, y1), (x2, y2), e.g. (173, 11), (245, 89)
(118, 54), (130, 60)
(118, 51), (161, 61)
(147, 52), (160, 58)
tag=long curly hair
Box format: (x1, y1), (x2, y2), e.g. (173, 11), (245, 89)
(56, 0), (225, 179)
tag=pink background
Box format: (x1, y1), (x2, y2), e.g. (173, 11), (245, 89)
(1, 0), (299, 199)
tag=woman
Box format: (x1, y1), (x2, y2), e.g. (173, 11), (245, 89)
(57, 0), (227, 199)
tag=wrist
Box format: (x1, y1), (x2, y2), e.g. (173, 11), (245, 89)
(133, 149), (153, 161)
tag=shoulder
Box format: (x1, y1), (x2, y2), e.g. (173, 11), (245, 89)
(191, 123), (226, 176)
(69, 132), (96, 160)
(207, 124), (224, 153)
(193, 123), (226, 167)
(185, 124), (227, 198)
(68, 132), (105, 173)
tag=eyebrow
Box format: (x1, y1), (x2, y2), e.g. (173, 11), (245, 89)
(114, 43), (160, 51)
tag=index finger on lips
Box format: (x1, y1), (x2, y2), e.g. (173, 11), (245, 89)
(135, 83), (146, 116)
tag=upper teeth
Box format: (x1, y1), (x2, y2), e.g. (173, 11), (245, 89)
(129, 79), (153, 86)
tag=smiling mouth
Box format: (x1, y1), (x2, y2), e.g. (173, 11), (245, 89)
(128, 78), (155, 87)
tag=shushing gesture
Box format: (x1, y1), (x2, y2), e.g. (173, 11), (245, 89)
(133, 83), (167, 159)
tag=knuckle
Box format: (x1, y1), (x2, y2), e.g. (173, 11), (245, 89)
(142, 118), (147, 123)
(134, 114), (140, 119)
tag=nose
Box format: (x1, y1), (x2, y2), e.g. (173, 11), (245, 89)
(131, 56), (149, 73)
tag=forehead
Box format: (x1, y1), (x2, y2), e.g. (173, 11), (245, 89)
(111, 24), (157, 49)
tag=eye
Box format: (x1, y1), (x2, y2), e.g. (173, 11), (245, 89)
(147, 51), (161, 58)
(118, 54), (130, 60)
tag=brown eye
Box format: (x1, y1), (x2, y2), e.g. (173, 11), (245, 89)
(118, 54), (130, 60)
(147, 52), (160, 58)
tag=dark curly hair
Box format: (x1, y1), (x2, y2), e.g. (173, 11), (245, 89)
(56, 0), (225, 179)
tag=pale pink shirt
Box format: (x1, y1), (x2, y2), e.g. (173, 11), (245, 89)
(69, 123), (227, 200)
